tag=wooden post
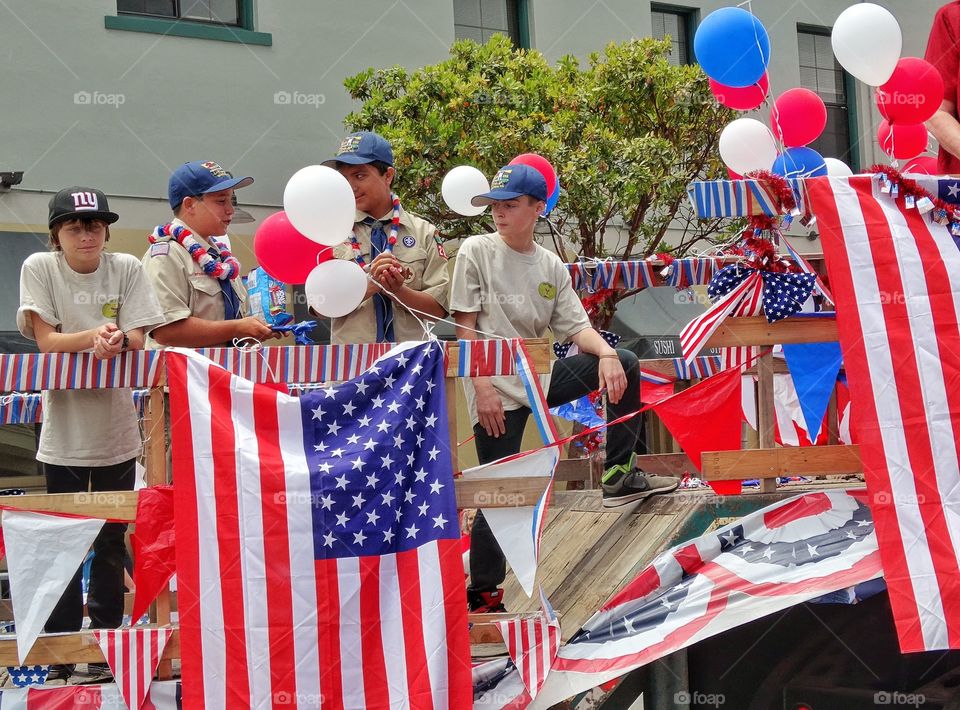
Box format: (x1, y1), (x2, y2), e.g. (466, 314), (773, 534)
(756, 351), (777, 493)
(143, 380), (173, 679)
(446, 378), (459, 474)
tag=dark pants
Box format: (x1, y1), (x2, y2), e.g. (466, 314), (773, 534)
(43, 459), (135, 632)
(469, 349), (644, 591)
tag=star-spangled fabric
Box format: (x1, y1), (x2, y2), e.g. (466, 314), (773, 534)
(553, 330), (620, 359)
(707, 264), (817, 324)
(6, 665), (48, 688)
(167, 341), (472, 710)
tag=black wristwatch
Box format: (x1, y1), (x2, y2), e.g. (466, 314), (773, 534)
(121, 331), (129, 351)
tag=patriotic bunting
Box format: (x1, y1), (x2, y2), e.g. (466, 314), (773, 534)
(94, 628), (173, 710)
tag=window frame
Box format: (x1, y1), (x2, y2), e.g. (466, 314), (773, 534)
(105, 0), (271, 46)
(453, 0), (530, 49)
(797, 24), (859, 171)
(650, 2), (698, 66)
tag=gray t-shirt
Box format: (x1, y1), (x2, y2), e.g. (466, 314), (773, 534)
(18, 251), (165, 466)
(449, 232), (591, 423)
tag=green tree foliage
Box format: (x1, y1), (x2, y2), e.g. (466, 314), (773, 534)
(344, 34), (733, 262)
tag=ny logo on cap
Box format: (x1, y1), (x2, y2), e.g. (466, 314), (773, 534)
(200, 161), (229, 178)
(491, 168), (513, 190)
(71, 191), (99, 211)
(338, 135), (363, 155)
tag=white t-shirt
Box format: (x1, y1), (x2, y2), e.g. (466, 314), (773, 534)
(449, 232), (591, 424)
(18, 251), (165, 466)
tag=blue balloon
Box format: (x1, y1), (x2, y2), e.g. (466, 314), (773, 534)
(542, 175), (561, 216)
(694, 7), (770, 88)
(771, 147), (828, 178)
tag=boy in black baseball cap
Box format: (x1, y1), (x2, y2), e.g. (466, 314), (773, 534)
(20, 186), (165, 681)
(450, 163), (679, 612)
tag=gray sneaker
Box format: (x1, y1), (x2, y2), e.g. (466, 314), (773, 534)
(602, 456), (679, 508)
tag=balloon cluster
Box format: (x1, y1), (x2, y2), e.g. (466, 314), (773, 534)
(831, 4), (940, 163)
(253, 166), (367, 318)
(441, 153), (560, 217)
(696, 7), (834, 178)
(701, 3), (941, 179)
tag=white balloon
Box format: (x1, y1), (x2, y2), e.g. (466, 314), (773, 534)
(283, 165), (356, 247)
(304, 260), (367, 318)
(824, 158), (853, 177)
(719, 118), (779, 176)
(441, 165), (490, 216)
(831, 3), (902, 86)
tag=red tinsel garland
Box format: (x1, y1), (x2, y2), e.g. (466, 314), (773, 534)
(870, 164), (955, 223)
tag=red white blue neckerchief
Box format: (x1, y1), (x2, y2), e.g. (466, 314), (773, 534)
(149, 223), (240, 280)
(349, 193), (401, 267)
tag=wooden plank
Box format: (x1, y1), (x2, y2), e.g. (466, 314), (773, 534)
(704, 315), (837, 348)
(455, 476), (552, 508)
(0, 628), (180, 665)
(145, 385), (167, 487)
(1, 477), (554, 519)
(701, 445), (862, 480)
(556, 458), (590, 483)
(756, 350), (777, 493)
(632, 453), (701, 476)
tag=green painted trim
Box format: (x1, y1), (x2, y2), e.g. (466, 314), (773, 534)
(240, 0), (255, 31)
(516, 0), (531, 49)
(844, 70), (861, 172)
(104, 14), (272, 46)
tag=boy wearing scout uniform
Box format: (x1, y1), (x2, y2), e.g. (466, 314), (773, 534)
(142, 161), (275, 348)
(450, 164), (679, 612)
(324, 132), (449, 343)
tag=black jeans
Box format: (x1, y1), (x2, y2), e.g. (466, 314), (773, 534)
(469, 349), (644, 591)
(42, 459), (135, 632)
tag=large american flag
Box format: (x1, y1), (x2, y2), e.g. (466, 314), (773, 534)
(524, 489), (882, 708)
(167, 341), (472, 709)
(808, 175), (960, 652)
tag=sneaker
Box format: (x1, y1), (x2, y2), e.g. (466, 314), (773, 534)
(602, 456), (679, 508)
(468, 588), (506, 613)
(44, 665), (73, 685)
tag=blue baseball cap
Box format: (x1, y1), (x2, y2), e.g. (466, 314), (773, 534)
(323, 131), (394, 168)
(168, 161), (254, 210)
(471, 164), (548, 206)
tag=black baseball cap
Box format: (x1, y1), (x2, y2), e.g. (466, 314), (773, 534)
(48, 187), (119, 228)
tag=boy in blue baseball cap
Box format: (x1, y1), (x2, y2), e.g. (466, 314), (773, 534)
(450, 163), (679, 612)
(324, 131), (450, 344)
(141, 160), (276, 348)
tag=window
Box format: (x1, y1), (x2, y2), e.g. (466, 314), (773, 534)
(118, 0), (241, 26)
(798, 28), (857, 168)
(454, 0), (523, 46)
(651, 4), (695, 66)
(107, 0), (271, 45)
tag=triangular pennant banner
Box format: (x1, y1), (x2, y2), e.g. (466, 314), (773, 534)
(782, 342), (843, 443)
(651, 367), (743, 471)
(95, 628), (173, 710)
(463, 447), (558, 597)
(5, 664), (48, 687)
(494, 587), (561, 700)
(3, 510), (104, 664)
(130, 485), (176, 623)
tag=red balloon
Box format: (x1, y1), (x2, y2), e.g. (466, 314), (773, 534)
(876, 57), (944, 124)
(254, 211), (332, 285)
(904, 155), (940, 175)
(726, 167), (743, 180)
(709, 74), (769, 111)
(508, 153), (557, 199)
(770, 88), (827, 147)
(877, 120), (929, 160)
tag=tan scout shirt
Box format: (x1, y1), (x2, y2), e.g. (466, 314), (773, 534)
(330, 207), (449, 344)
(140, 218), (248, 348)
(449, 232), (591, 425)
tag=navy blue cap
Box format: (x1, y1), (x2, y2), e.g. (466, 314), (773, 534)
(168, 161), (254, 210)
(323, 131), (394, 168)
(471, 164), (548, 206)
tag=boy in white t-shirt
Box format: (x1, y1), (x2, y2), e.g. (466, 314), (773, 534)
(18, 187), (165, 682)
(450, 165), (679, 612)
